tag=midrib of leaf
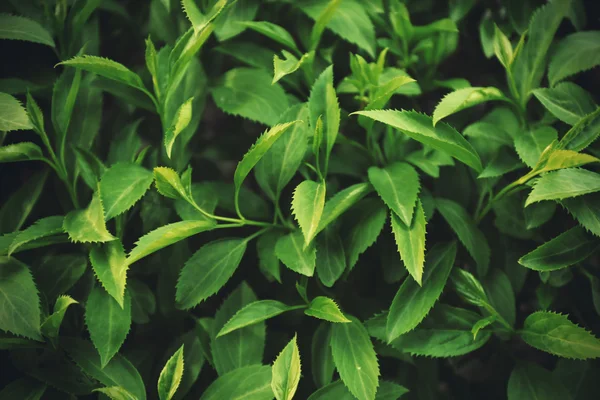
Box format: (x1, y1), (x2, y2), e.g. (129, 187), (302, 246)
(103, 176), (148, 218)
(232, 373), (271, 400)
(290, 234), (310, 271)
(382, 169), (403, 216)
(103, 298), (115, 362)
(523, 241), (596, 264)
(524, 329), (600, 352)
(0, 279), (39, 337)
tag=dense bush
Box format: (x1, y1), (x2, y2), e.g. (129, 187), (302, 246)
(1, 0), (600, 399)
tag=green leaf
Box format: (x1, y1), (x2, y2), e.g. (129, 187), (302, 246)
(366, 75), (416, 111)
(276, 231), (317, 277)
(308, 66), (340, 167)
(52, 66), (81, 147)
(64, 191), (115, 243)
(200, 365), (273, 400)
(563, 193), (600, 236)
(436, 198), (490, 276)
(153, 167), (190, 200)
(311, 323), (335, 388)
(317, 183), (372, 235)
(548, 31), (600, 86)
(511, 0), (572, 103)
(0, 92), (33, 131)
(255, 104), (310, 200)
(0, 142), (43, 163)
(94, 386), (136, 400)
(515, 126), (558, 168)
(308, 0), (341, 50)
(533, 82), (597, 125)
(100, 163), (154, 220)
(292, 180), (326, 247)
(559, 107), (600, 152)
(0, 379), (46, 400)
(451, 268), (489, 307)
(74, 147), (107, 189)
(392, 305), (492, 357)
(217, 300), (300, 337)
(272, 335), (301, 400)
(330, 315), (380, 400)
(305, 296), (350, 323)
(484, 269), (517, 327)
(307, 380), (356, 400)
(493, 24), (513, 69)
(175, 183), (218, 223)
(257, 231), (282, 283)
(128, 279), (156, 324)
(213, 0), (259, 41)
(86, 287), (131, 367)
(315, 227), (346, 287)
(520, 311), (600, 359)
(212, 282), (265, 375)
(300, 0), (376, 57)
(157, 344), (185, 400)
(508, 362), (570, 400)
(537, 149), (599, 174)
(59, 56), (147, 93)
(387, 242), (457, 342)
(472, 315), (497, 339)
(164, 97), (193, 158)
(212, 68), (289, 126)
(176, 238), (247, 309)
(40, 295), (78, 339)
(0, 15), (55, 47)
(273, 51), (313, 84)
(432, 87), (507, 126)
(34, 254), (87, 301)
(8, 216), (64, 256)
(90, 240), (128, 307)
(344, 198), (387, 269)
(235, 121), (299, 215)
(0, 169), (47, 234)
(518, 227), (599, 271)
(128, 220), (216, 264)
(391, 200), (426, 285)
(0, 257), (41, 340)
(526, 168), (600, 206)
(241, 21), (299, 52)
(369, 162), (420, 226)
(182, 0), (226, 33)
(354, 110), (482, 172)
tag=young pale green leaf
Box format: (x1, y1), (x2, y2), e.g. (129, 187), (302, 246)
(305, 296), (350, 323)
(90, 240), (128, 308)
(511, 0), (572, 103)
(311, 323), (335, 388)
(276, 231), (317, 277)
(63, 191), (116, 243)
(235, 121), (299, 215)
(301, 0), (375, 57)
(368, 162), (420, 226)
(330, 315), (379, 400)
(8, 216), (64, 256)
(537, 149), (599, 174)
(0, 257), (42, 340)
(354, 110), (483, 172)
(387, 242), (457, 342)
(176, 238), (247, 309)
(128, 220), (216, 264)
(432, 87), (507, 126)
(217, 300), (300, 337)
(0, 92), (33, 131)
(100, 163), (154, 220)
(157, 345), (185, 400)
(94, 386), (137, 400)
(292, 180), (326, 247)
(212, 282), (265, 376)
(199, 365), (273, 400)
(164, 97), (193, 158)
(255, 104), (309, 200)
(514, 126), (558, 168)
(182, 0), (226, 33)
(391, 200), (426, 285)
(272, 335), (301, 400)
(493, 24), (513, 69)
(59, 56), (147, 93)
(563, 193), (600, 236)
(241, 21), (299, 52)
(0, 15), (54, 47)
(391, 305), (492, 357)
(0, 142), (44, 163)
(518, 227), (599, 271)
(472, 315), (497, 339)
(344, 199), (387, 269)
(533, 82), (597, 125)
(508, 363), (570, 400)
(548, 31), (600, 86)
(315, 227), (346, 287)
(153, 167), (190, 200)
(436, 198), (490, 276)
(212, 68), (289, 126)
(525, 168), (600, 206)
(273, 51), (312, 84)
(86, 287), (131, 367)
(40, 295), (78, 339)
(317, 183), (372, 235)
(520, 311), (600, 359)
